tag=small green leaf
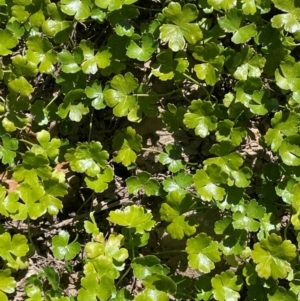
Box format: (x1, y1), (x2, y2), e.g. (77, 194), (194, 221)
(61, 0), (91, 21)
(26, 36), (57, 74)
(104, 72), (139, 120)
(52, 230), (81, 260)
(134, 289), (168, 301)
(143, 274), (177, 294)
(212, 270), (242, 301)
(85, 81), (106, 110)
(112, 126), (142, 167)
(79, 40), (111, 74)
(186, 233), (221, 273)
(268, 286), (297, 301)
(232, 200), (266, 231)
(31, 130), (61, 159)
(126, 171), (160, 196)
(158, 144), (186, 173)
(107, 205), (155, 234)
(151, 49), (189, 81)
(85, 167), (114, 193)
(131, 256), (169, 280)
(0, 269), (16, 301)
(183, 99), (218, 138)
(160, 2), (202, 51)
(58, 89), (89, 122)
(0, 233), (29, 270)
(251, 233), (296, 280)
(126, 33), (158, 61)
(8, 77), (34, 96)
(0, 134), (18, 165)
(0, 29), (18, 56)
(193, 165), (227, 201)
(65, 141), (109, 177)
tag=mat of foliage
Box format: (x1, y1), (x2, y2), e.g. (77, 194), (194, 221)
(0, 0), (300, 300)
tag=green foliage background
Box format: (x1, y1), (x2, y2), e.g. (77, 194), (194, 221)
(0, 0), (300, 300)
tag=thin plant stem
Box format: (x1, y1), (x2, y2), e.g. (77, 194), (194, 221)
(88, 108), (94, 143)
(27, 217), (34, 246)
(76, 192), (95, 215)
(19, 139), (35, 146)
(142, 148), (163, 154)
(284, 219), (291, 240)
(183, 73), (210, 97)
(153, 250), (186, 255)
(45, 92), (61, 109)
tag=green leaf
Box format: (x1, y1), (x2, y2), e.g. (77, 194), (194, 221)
(219, 9), (256, 43)
(104, 72), (139, 120)
(131, 256), (169, 280)
(12, 55), (38, 77)
(0, 29), (18, 56)
(208, 0), (237, 10)
(52, 230), (81, 260)
(85, 167), (114, 193)
(0, 269), (16, 301)
(251, 233), (296, 279)
(26, 36), (57, 74)
(268, 286), (298, 301)
(58, 89), (89, 122)
(6, 182), (46, 220)
(242, 0), (256, 15)
(56, 71), (87, 94)
(151, 49), (189, 81)
(43, 266), (60, 291)
(107, 205), (155, 234)
(232, 24), (257, 44)
(211, 270), (242, 301)
(161, 104), (186, 133)
(158, 144), (186, 173)
(126, 33), (158, 61)
(85, 232), (128, 263)
(0, 233), (29, 270)
(232, 200), (266, 231)
(79, 40), (111, 74)
(126, 172), (160, 196)
(264, 111), (300, 152)
(13, 152), (52, 185)
(233, 48), (266, 81)
(112, 126), (142, 167)
(143, 274), (177, 294)
(193, 165), (228, 201)
(279, 135), (300, 166)
(160, 191), (197, 239)
(85, 81), (106, 110)
(8, 77), (34, 96)
(0, 134), (18, 165)
(58, 49), (83, 73)
(108, 5), (139, 37)
(160, 2), (202, 51)
(271, 0), (300, 33)
(194, 60), (223, 86)
(61, 0), (91, 21)
(183, 100), (218, 138)
(275, 60), (300, 92)
(31, 130), (61, 159)
(134, 289), (168, 301)
(78, 272), (115, 301)
(291, 183), (300, 230)
(216, 120), (247, 146)
(186, 233), (221, 273)
(163, 172), (193, 192)
(65, 141), (109, 177)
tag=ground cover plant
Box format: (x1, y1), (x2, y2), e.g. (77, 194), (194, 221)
(0, 0), (300, 300)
